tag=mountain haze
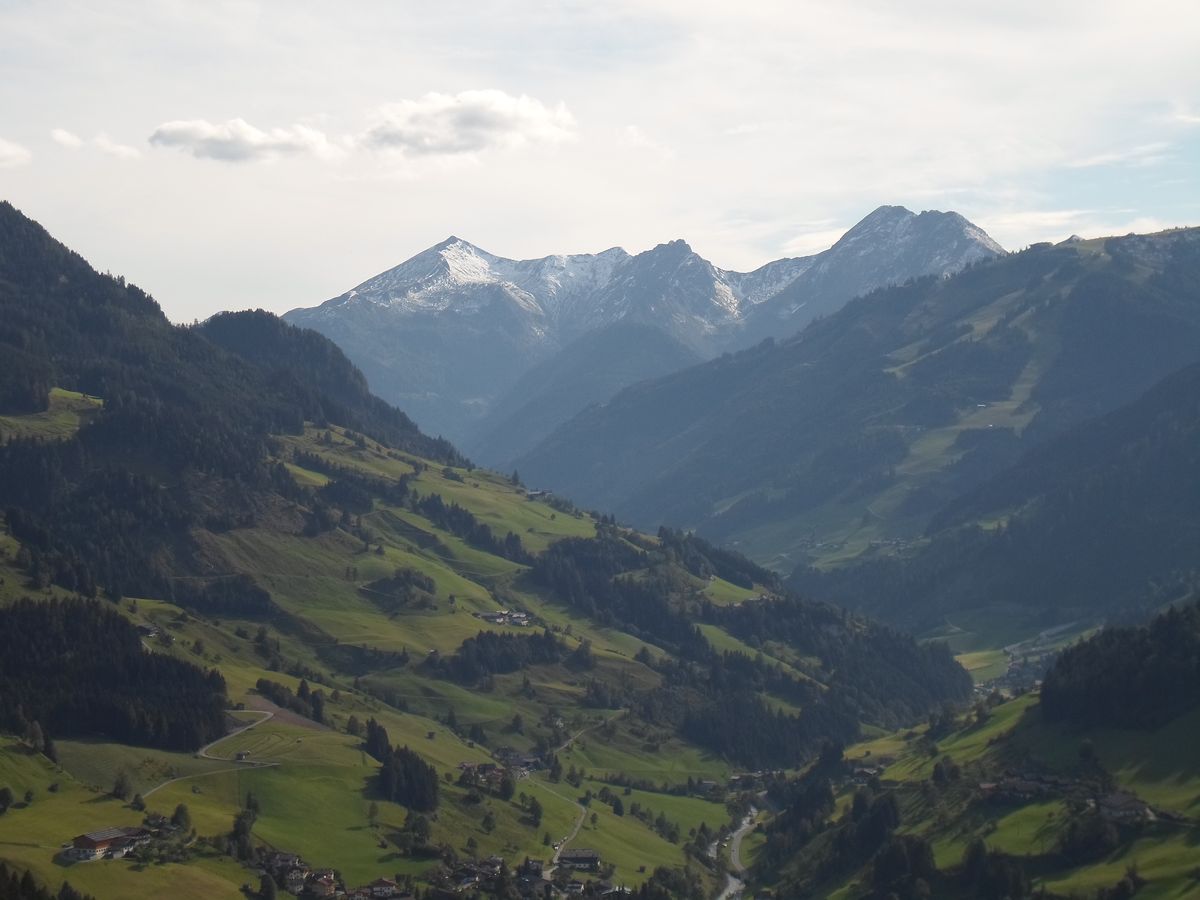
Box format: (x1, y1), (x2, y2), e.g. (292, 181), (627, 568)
(284, 207), (1004, 448)
(791, 358), (1200, 634)
(465, 321), (703, 466)
(514, 227), (1200, 574)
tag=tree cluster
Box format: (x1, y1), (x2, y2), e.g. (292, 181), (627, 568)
(362, 718), (439, 811)
(0, 863), (94, 900)
(0, 598), (226, 750)
(254, 678), (325, 725)
(436, 629), (564, 683)
(1041, 598), (1200, 729)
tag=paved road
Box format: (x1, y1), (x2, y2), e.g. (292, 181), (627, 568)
(144, 710), (277, 798)
(728, 807), (757, 873)
(198, 710), (274, 760)
(538, 782), (588, 879)
(715, 808), (758, 900)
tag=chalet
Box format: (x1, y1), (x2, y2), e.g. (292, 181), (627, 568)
(264, 851), (305, 872)
(309, 871), (338, 897)
(1098, 792), (1154, 823)
(364, 877), (404, 897)
(454, 873), (480, 893)
(284, 867), (309, 894)
(559, 848), (601, 871)
(69, 826), (149, 860)
(518, 858), (545, 878)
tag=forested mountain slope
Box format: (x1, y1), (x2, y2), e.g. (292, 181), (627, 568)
(464, 322), (702, 465)
(515, 228), (1200, 570)
(748, 600), (1200, 899)
(792, 360), (1200, 633)
(0, 202), (970, 899)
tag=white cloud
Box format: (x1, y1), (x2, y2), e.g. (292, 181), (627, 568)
(619, 125), (674, 160)
(51, 128), (140, 159)
(0, 137), (31, 168)
(149, 118), (344, 162)
(360, 90), (575, 156)
(4, 1), (1199, 318)
(1067, 142), (1172, 169)
(51, 127), (84, 149)
(783, 226), (850, 256)
(977, 209), (1176, 248)
(93, 133), (141, 159)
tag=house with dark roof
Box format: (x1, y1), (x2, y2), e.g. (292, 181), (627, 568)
(69, 826), (149, 860)
(559, 848), (601, 871)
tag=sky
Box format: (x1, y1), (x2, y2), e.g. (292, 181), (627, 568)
(1, 0), (1199, 323)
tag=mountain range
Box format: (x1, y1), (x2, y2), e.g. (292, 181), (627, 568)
(512, 226), (1200, 597)
(284, 206), (1004, 453)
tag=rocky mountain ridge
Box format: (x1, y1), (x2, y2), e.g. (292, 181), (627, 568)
(285, 206), (1005, 446)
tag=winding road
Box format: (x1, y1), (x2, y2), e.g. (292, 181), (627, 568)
(143, 710), (277, 798)
(536, 715), (621, 879)
(715, 808), (758, 900)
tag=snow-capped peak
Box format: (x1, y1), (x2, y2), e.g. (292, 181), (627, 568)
(294, 205), (1005, 350)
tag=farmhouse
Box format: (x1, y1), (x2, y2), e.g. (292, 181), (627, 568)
(364, 877), (405, 897)
(559, 848), (601, 871)
(1098, 791), (1154, 823)
(346, 881), (412, 900)
(284, 867), (309, 893)
(518, 858), (545, 878)
(309, 870), (338, 896)
(69, 826), (150, 860)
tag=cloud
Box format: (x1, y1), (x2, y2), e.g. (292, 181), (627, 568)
(0, 137), (31, 168)
(783, 226), (850, 256)
(976, 208), (1176, 248)
(619, 125), (674, 160)
(93, 133), (141, 159)
(51, 127), (84, 148)
(1066, 142), (1172, 169)
(149, 117), (344, 162)
(52, 128), (140, 159)
(360, 90), (575, 156)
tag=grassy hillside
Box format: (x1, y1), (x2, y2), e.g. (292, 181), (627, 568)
(0, 388), (102, 444)
(0, 204), (975, 898)
(752, 683), (1200, 898)
(797, 359), (1200, 638)
(0, 401), (973, 896)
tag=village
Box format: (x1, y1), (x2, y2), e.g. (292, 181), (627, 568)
(64, 814), (627, 899)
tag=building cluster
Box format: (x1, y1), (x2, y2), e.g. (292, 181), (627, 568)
(261, 851), (349, 897)
(474, 609), (532, 627)
(492, 746), (544, 774)
(456, 761), (511, 791)
(978, 774), (1160, 824)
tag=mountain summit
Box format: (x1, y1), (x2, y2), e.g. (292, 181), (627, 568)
(284, 206), (1004, 445)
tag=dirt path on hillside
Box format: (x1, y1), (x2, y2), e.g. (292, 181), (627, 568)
(538, 782), (588, 879)
(143, 710), (277, 798)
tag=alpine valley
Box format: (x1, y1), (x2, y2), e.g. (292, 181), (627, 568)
(2, 194), (1199, 900)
